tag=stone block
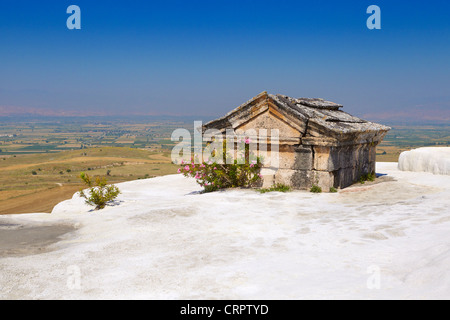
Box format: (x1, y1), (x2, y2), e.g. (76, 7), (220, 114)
(368, 145), (377, 163)
(312, 170), (335, 191)
(264, 144), (313, 171)
(313, 146), (331, 171)
(293, 145), (313, 170)
(260, 168), (276, 188)
(277, 145), (296, 170)
(274, 169), (314, 190)
(335, 167), (357, 189)
(313, 146), (346, 171)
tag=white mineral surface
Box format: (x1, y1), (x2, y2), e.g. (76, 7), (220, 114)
(399, 147), (450, 175)
(1, 162), (450, 299)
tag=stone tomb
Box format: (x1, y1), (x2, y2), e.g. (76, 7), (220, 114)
(203, 92), (390, 191)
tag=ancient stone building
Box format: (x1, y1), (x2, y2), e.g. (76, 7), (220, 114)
(202, 91), (390, 191)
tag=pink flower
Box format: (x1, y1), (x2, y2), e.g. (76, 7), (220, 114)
(245, 138), (251, 144)
(177, 168), (181, 173)
(213, 167), (217, 170)
(181, 160), (184, 164)
(200, 163), (205, 168)
(250, 163), (254, 168)
(184, 165), (190, 171)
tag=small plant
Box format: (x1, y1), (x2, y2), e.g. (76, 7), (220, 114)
(79, 172), (121, 210)
(310, 185), (322, 193)
(367, 172), (376, 181)
(258, 183), (291, 193)
(329, 186), (338, 193)
(31, 170), (37, 175)
(359, 172), (376, 184)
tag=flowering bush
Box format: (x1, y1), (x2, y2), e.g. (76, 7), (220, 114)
(178, 139), (263, 192)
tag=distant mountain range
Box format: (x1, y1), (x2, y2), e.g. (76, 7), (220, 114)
(0, 106), (210, 123)
(0, 106), (137, 117)
(362, 108), (450, 126)
(1, 105), (449, 126)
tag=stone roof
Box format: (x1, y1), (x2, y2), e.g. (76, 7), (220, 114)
(204, 92), (391, 139)
(280, 96), (343, 110)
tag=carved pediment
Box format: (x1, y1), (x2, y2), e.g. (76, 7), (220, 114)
(235, 108), (304, 144)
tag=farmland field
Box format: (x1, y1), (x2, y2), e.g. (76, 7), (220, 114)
(375, 124), (450, 162)
(0, 147), (179, 214)
(0, 116), (196, 214)
(1, 116), (449, 214)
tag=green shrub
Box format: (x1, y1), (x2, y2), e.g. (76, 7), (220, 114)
(329, 186), (338, 193)
(258, 183), (291, 193)
(359, 172), (376, 184)
(310, 185), (322, 193)
(79, 172), (121, 210)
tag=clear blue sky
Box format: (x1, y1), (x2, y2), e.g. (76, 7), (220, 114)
(0, 0), (449, 119)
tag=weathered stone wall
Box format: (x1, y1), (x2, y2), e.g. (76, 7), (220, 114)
(332, 144), (376, 189)
(263, 142), (378, 191)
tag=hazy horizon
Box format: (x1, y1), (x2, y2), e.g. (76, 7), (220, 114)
(1, 1), (449, 121)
